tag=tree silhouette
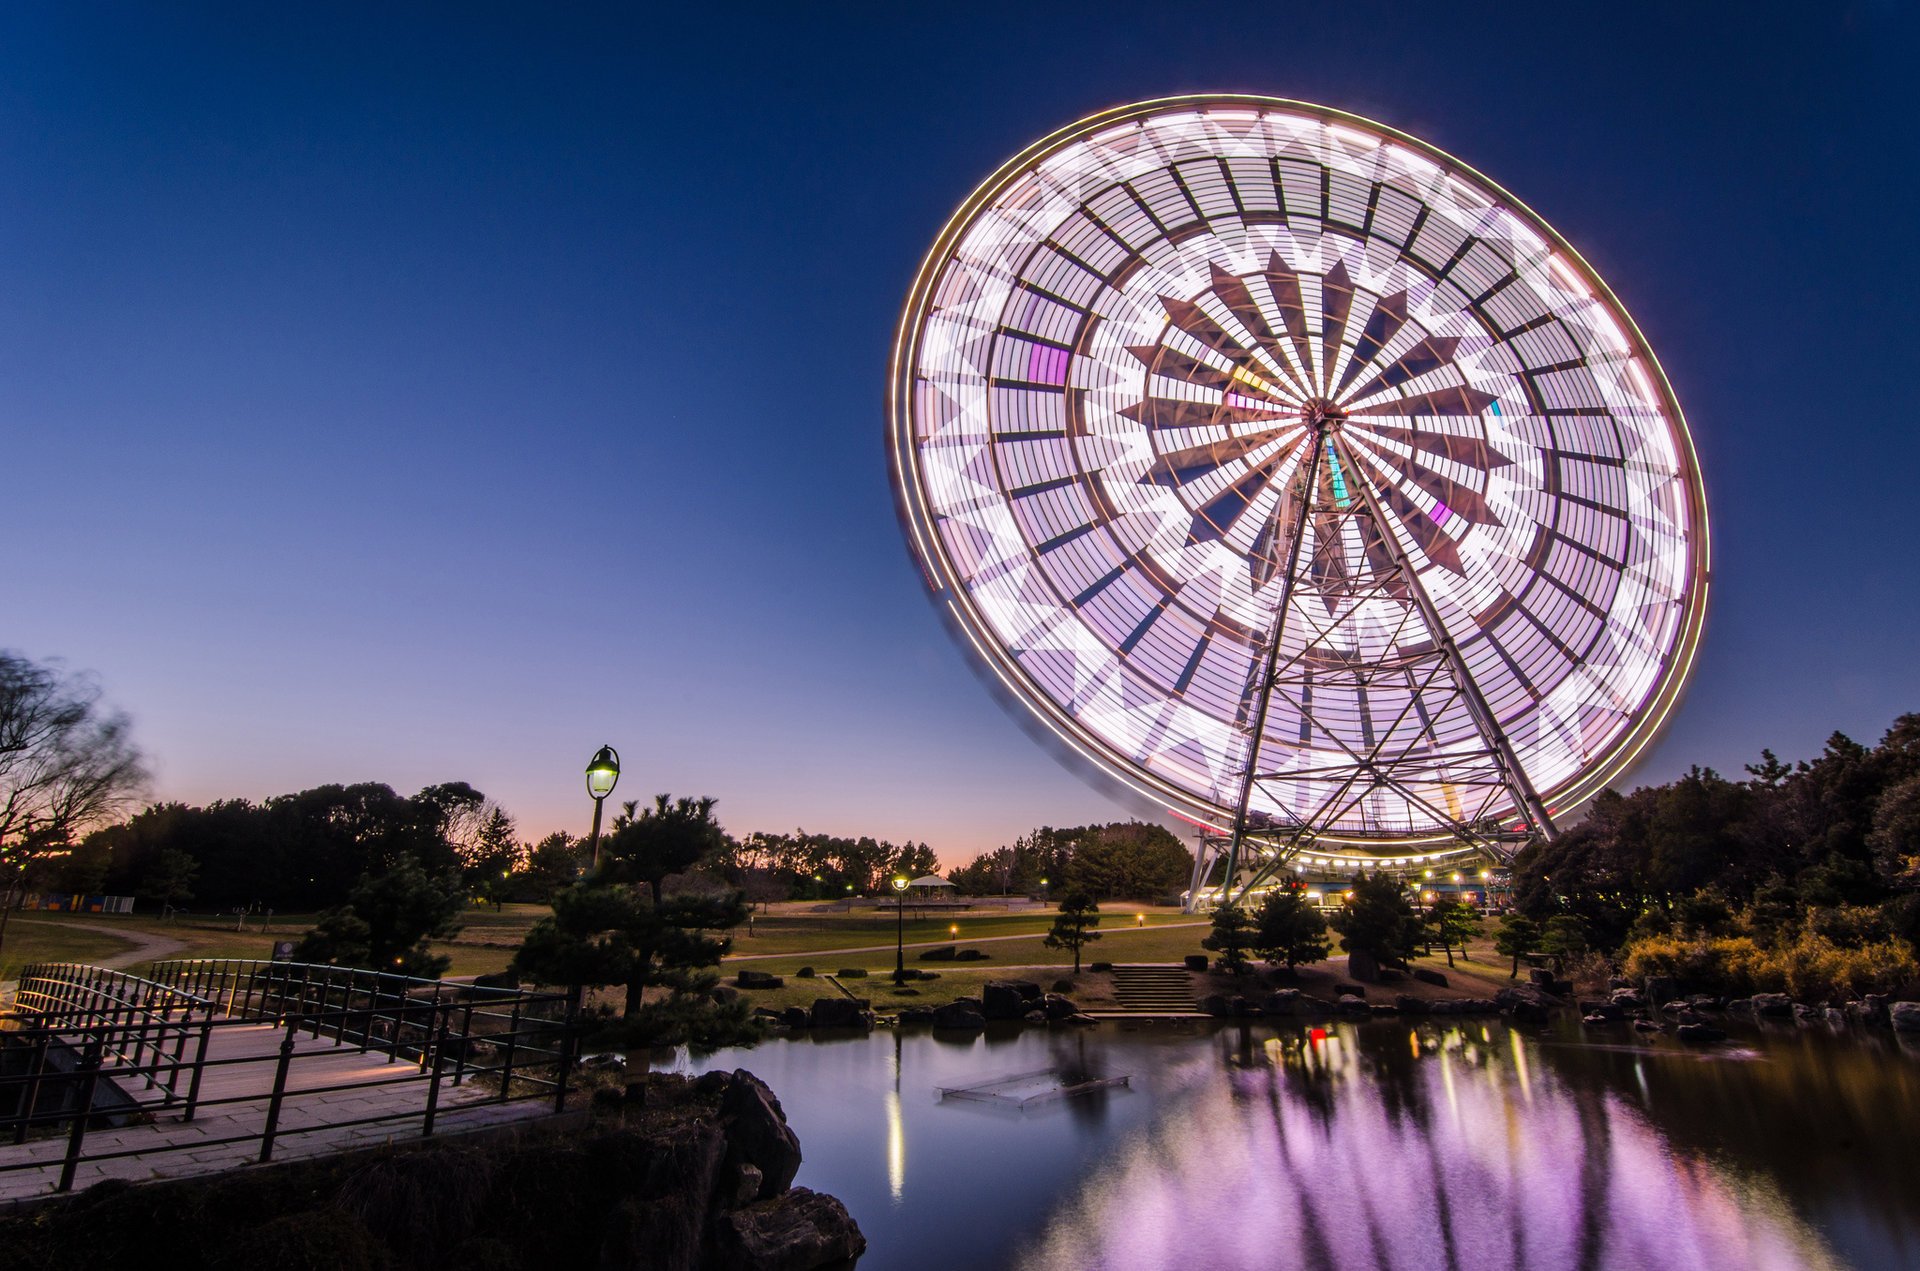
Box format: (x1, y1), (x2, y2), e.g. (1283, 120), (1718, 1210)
(0, 653), (146, 961)
(600, 794), (726, 904)
(1203, 902), (1258, 974)
(1043, 892), (1102, 973)
(1253, 882), (1330, 970)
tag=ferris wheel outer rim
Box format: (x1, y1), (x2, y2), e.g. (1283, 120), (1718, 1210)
(886, 93), (1711, 848)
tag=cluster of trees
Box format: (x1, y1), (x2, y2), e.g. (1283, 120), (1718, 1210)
(711, 830), (938, 901)
(945, 821), (1192, 901)
(1507, 719), (1920, 997)
(1201, 877), (1520, 977)
(68, 781), (515, 913)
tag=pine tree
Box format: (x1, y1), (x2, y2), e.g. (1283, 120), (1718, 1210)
(1425, 898), (1483, 969)
(1253, 882), (1330, 970)
(1493, 913), (1542, 978)
(1203, 902), (1258, 974)
(1043, 891), (1102, 973)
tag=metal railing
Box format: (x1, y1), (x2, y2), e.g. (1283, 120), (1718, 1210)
(0, 960), (582, 1193)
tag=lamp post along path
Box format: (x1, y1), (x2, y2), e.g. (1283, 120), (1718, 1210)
(585, 745), (620, 875)
(891, 877), (909, 985)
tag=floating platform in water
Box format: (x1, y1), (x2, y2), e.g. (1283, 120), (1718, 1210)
(937, 1066), (1130, 1110)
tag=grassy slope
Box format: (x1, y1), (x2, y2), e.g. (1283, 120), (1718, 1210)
(0, 921), (136, 981)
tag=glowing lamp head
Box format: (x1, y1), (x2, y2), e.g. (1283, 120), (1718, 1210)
(890, 876), (908, 893)
(585, 745), (621, 801)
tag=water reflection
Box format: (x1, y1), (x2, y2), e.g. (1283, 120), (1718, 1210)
(1023, 1021), (1851, 1271)
(675, 1019), (1918, 1271)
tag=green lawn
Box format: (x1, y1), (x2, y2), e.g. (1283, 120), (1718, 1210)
(0, 920), (137, 981)
(0, 901), (1213, 985)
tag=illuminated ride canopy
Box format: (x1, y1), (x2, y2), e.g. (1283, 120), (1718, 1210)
(887, 97), (1708, 890)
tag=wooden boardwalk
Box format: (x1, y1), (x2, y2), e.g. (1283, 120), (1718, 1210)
(0, 1017), (549, 1202)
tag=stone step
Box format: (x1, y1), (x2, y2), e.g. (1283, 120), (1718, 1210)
(1109, 964), (1198, 1012)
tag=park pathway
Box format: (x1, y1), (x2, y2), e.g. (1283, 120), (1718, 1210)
(722, 919), (1209, 964)
(7, 916), (186, 970)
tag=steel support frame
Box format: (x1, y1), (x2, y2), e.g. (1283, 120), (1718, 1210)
(1333, 434), (1560, 846)
(1213, 434), (1325, 911)
(1188, 424), (1557, 912)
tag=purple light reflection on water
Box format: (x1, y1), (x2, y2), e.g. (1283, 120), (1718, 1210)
(672, 1020), (1916, 1271)
(1016, 1029), (1840, 1271)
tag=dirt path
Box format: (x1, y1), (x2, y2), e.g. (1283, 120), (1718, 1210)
(7, 917), (187, 971)
(723, 920), (1209, 963)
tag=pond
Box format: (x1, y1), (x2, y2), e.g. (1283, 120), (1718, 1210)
(669, 1016), (1920, 1271)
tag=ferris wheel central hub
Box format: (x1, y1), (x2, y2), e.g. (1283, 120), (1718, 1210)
(1301, 397), (1347, 434)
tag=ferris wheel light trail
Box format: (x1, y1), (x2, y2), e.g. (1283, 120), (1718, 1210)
(888, 97), (1709, 905)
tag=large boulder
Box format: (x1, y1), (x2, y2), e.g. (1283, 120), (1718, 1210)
(1410, 968), (1449, 988)
(1751, 993), (1794, 1018)
(736, 970), (783, 989)
(1200, 993), (1232, 1017)
(932, 999), (986, 1030)
(1262, 988), (1303, 1016)
(1042, 994), (1078, 1021)
(918, 946), (956, 962)
(1184, 954), (1209, 972)
(718, 1187), (867, 1271)
(1347, 950), (1381, 983)
(807, 997), (871, 1030)
(980, 981), (1042, 1020)
(717, 1069), (803, 1201)
(1496, 984), (1557, 1024)
(1395, 995), (1430, 1014)
(1335, 994), (1371, 1015)
(1850, 994), (1890, 1026)
(1890, 1001), (1920, 1033)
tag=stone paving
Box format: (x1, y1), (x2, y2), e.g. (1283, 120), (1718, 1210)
(0, 1018), (553, 1202)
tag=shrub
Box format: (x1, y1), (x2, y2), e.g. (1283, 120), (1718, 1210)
(1760, 931), (1916, 1000)
(1622, 931), (1917, 1000)
(1621, 935), (1763, 997)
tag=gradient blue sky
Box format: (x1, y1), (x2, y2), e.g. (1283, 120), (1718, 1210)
(5, 3), (1916, 865)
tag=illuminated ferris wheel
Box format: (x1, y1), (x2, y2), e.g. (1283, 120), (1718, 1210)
(887, 97), (1708, 907)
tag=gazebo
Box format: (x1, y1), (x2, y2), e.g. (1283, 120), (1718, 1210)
(892, 875), (962, 911)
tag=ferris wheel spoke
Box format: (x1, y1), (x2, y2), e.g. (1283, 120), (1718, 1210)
(1342, 434), (1504, 529)
(1154, 295), (1298, 403)
(1204, 263), (1315, 400)
(1341, 380), (1501, 419)
(1141, 429), (1302, 491)
(1344, 419), (1514, 472)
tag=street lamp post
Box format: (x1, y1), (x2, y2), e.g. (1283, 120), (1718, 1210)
(585, 745), (620, 874)
(891, 876), (909, 984)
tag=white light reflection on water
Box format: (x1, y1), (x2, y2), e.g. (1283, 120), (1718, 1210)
(1016, 1026), (1843, 1271)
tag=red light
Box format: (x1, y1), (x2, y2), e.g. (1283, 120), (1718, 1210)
(1309, 1028), (1328, 1043)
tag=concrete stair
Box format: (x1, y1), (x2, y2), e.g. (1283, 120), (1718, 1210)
(1111, 964), (1198, 1013)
